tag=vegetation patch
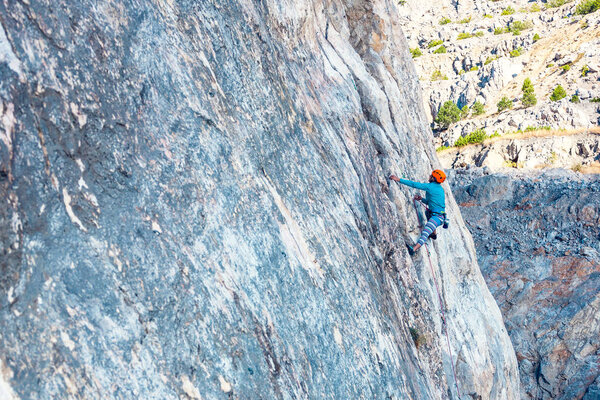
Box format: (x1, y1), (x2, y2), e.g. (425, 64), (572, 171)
(428, 39), (444, 48)
(510, 47), (523, 57)
(411, 48), (422, 58)
(484, 55), (499, 65)
(546, 0), (573, 8)
(533, 33), (541, 42)
(550, 85), (567, 101)
(494, 27), (510, 35)
(472, 101), (485, 115)
(570, 94), (580, 103)
(501, 6), (516, 15)
(439, 17), (452, 25)
(459, 16), (472, 23)
(575, 0), (600, 14)
(521, 78), (537, 107)
(530, 3), (542, 11)
(431, 70), (449, 81)
(581, 65), (589, 76)
(497, 96), (514, 111)
(560, 64), (571, 72)
(455, 128), (488, 147)
(435, 101), (461, 128)
(433, 45), (447, 54)
(509, 20), (533, 35)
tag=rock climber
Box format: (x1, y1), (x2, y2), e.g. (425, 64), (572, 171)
(389, 170), (447, 255)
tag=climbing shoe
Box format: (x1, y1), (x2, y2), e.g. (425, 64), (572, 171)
(430, 230), (437, 240)
(406, 243), (415, 256)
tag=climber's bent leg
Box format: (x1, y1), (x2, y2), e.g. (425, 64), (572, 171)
(416, 215), (444, 246)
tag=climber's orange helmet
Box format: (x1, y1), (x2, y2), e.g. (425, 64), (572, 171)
(431, 169), (446, 183)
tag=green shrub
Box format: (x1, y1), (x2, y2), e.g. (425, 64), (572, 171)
(509, 20), (533, 35)
(501, 6), (516, 15)
(428, 39), (444, 48)
(457, 32), (473, 40)
(530, 3), (542, 11)
(459, 16), (472, 23)
(474, 31), (485, 37)
(435, 101), (461, 128)
(436, 145), (450, 152)
(461, 105), (470, 119)
(547, 0), (572, 8)
(454, 128), (488, 147)
(440, 17), (452, 25)
(546, 63), (554, 68)
(490, 131), (501, 138)
(472, 101), (485, 115)
(433, 45), (447, 54)
(497, 96), (513, 111)
(550, 84), (567, 101)
(484, 14), (493, 18)
(522, 78), (537, 107)
(431, 70), (448, 81)
(570, 94), (580, 103)
(591, 97), (600, 103)
(411, 47), (423, 58)
(510, 47), (523, 57)
(470, 65), (479, 71)
(484, 55), (499, 65)
(581, 65), (589, 76)
(459, 69), (466, 75)
(575, 0), (600, 14)
(533, 33), (541, 42)
(561, 64), (571, 72)
(494, 27), (510, 35)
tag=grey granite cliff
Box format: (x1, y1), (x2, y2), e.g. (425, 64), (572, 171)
(0, 1), (518, 398)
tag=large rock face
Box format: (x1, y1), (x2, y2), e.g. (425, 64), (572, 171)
(0, 1), (518, 398)
(451, 168), (600, 399)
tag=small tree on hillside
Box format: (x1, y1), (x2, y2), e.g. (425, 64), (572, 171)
(435, 101), (461, 128)
(521, 78), (537, 107)
(497, 96), (513, 112)
(472, 101), (485, 115)
(550, 85), (567, 101)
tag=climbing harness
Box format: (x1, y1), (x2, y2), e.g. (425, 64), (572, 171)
(413, 199), (461, 398)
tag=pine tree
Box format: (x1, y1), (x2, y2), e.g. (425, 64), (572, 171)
(435, 101), (461, 128)
(521, 78), (537, 107)
(550, 85), (567, 102)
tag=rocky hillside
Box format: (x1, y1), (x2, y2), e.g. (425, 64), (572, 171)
(450, 168), (600, 399)
(0, 1), (518, 399)
(397, 0), (600, 146)
(438, 128), (600, 171)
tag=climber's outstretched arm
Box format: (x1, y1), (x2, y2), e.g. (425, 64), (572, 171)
(389, 175), (428, 190)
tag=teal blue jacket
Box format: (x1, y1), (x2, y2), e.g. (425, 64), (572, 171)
(398, 178), (446, 213)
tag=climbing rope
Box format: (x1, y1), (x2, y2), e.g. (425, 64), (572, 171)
(424, 243), (462, 399)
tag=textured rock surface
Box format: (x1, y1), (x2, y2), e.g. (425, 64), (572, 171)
(450, 168), (600, 399)
(0, 1), (518, 399)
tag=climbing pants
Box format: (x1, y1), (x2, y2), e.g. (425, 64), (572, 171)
(417, 214), (444, 246)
